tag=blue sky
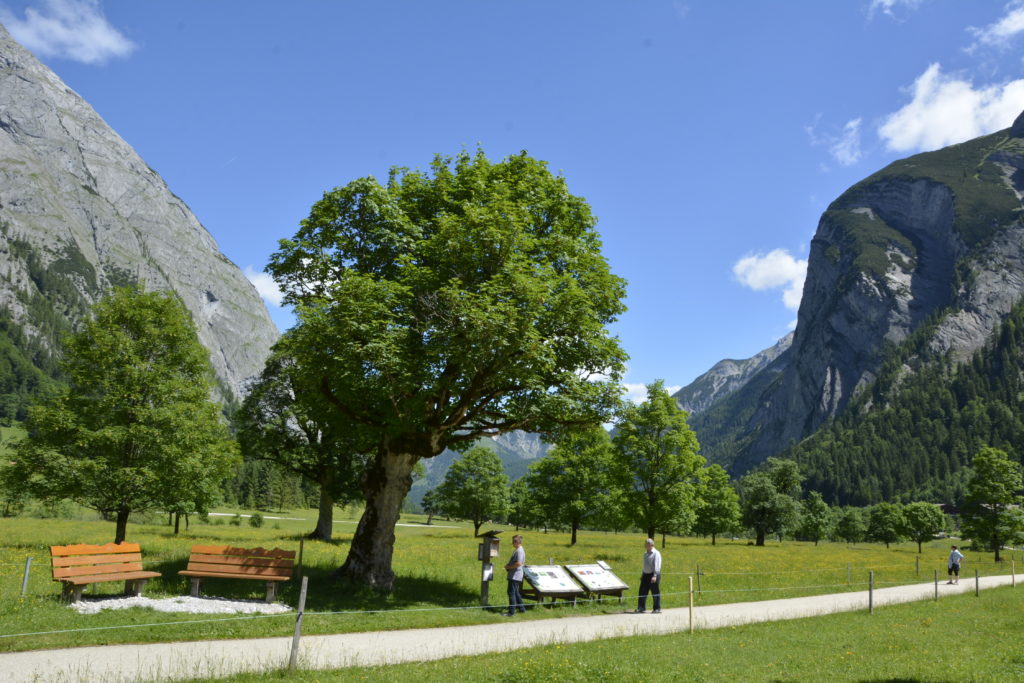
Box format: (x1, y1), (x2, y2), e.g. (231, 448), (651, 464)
(3, 1), (1024, 401)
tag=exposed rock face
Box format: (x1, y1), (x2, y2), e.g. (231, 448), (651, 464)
(691, 118), (1024, 476)
(673, 332), (793, 415)
(0, 24), (277, 398)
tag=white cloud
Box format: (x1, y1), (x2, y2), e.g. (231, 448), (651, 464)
(244, 266), (284, 307)
(806, 116), (863, 167)
(868, 0), (925, 20)
(878, 63), (1024, 153)
(620, 383), (681, 404)
(0, 0), (136, 64)
(968, 1), (1024, 51)
(733, 249), (807, 312)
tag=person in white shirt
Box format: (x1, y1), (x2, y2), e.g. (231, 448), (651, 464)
(947, 545), (965, 585)
(635, 538), (662, 613)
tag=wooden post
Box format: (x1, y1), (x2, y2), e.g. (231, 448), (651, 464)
(915, 555), (919, 576)
(1012, 559), (1016, 588)
(688, 575), (694, 634)
(934, 569), (938, 601)
(975, 569), (979, 597)
(21, 556), (32, 596)
(847, 564), (851, 586)
(868, 570), (874, 614)
(288, 576), (309, 670)
(298, 539), (304, 582)
(696, 564), (701, 596)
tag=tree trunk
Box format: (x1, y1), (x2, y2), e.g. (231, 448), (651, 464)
(755, 529), (765, 546)
(114, 508), (130, 544)
(427, 511), (434, 525)
(571, 520), (578, 546)
(337, 449), (418, 591)
(308, 484), (335, 541)
(661, 532), (666, 549)
(473, 519), (482, 536)
(174, 512), (181, 535)
(711, 533), (717, 546)
(646, 525), (655, 540)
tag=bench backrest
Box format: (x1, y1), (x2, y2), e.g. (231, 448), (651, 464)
(186, 545), (295, 578)
(51, 542), (147, 581)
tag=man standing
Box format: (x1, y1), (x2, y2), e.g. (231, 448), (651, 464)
(504, 534), (526, 616)
(948, 545), (965, 585)
(636, 537), (662, 613)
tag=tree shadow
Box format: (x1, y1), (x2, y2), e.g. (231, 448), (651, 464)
(284, 565), (478, 612)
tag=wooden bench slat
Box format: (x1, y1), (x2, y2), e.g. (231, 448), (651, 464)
(52, 553), (143, 568)
(61, 571), (161, 586)
(182, 562), (291, 577)
(188, 545), (295, 559)
(180, 569), (291, 581)
(51, 542), (142, 556)
(186, 554), (293, 569)
(54, 562), (146, 579)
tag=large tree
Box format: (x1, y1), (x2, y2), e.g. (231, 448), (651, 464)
(866, 502), (905, 549)
(235, 351), (367, 540)
(525, 426), (613, 545)
(5, 287), (238, 543)
(798, 490), (832, 546)
(611, 381), (704, 540)
(268, 150), (627, 589)
(432, 445), (510, 536)
(960, 447), (1024, 562)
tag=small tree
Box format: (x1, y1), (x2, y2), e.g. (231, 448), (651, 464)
(611, 381), (703, 540)
(434, 445), (510, 536)
(525, 427), (612, 545)
(5, 287), (238, 543)
(739, 459), (802, 546)
(902, 501), (947, 553)
(867, 502), (905, 549)
(960, 447), (1024, 562)
(798, 491), (833, 546)
(692, 464), (740, 545)
(834, 506), (866, 544)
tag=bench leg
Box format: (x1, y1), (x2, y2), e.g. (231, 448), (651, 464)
(190, 577), (202, 597)
(70, 585), (84, 603)
(124, 579), (148, 597)
(265, 581), (276, 603)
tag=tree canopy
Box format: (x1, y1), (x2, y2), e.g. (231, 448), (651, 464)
(960, 446), (1024, 561)
(432, 445), (510, 536)
(740, 458), (803, 546)
(268, 149), (627, 589)
(3, 287), (237, 543)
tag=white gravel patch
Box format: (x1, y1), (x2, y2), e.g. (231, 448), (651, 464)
(69, 595), (294, 615)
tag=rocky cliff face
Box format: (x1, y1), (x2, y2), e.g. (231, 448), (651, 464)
(673, 332), (793, 415)
(0, 24), (277, 399)
(691, 113), (1024, 476)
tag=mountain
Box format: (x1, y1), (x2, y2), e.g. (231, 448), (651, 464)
(690, 111), (1024, 486)
(0, 25), (277, 416)
(673, 332), (793, 415)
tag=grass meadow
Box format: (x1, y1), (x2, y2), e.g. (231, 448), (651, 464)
(1, 505), (1021, 679)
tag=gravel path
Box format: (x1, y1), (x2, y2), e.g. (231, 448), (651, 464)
(0, 574), (1016, 682)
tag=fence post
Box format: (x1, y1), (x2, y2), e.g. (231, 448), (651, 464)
(688, 575), (694, 634)
(915, 555), (919, 577)
(975, 569), (979, 598)
(696, 564), (701, 596)
(288, 576), (309, 670)
(1013, 559), (1016, 588)
(847, 563), (851, 586)
(21, 556), (32, 596)
(868, 570), (874, 614)
(298, 539), (304, 582)
(933, 569), (938, 601)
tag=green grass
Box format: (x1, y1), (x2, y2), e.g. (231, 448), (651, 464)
(206, 585), (1024, 682)
(0, 510), (1019, 658)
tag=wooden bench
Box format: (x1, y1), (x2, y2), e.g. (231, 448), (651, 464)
(179, 545), (294, 603)
(50, 542), (162, 603)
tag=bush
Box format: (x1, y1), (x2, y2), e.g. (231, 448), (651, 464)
(249, 513), (264, 528)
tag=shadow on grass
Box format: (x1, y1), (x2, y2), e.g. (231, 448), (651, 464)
(283, 565), (478, 612)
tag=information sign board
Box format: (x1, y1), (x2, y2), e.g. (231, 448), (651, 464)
(522, 565), (585, 595)
(565, 563), (629, 592)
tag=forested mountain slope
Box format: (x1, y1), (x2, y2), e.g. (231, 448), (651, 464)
(690, 110), (1024, 490)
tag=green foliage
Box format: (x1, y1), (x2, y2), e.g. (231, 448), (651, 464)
(611, 381), (704, 539)
(798, 491), (833, 545)
(833, 506), (866, 544)
(692, 463), (740, 543)
(1, 287), (238, 542)
(901, 501), (947, 553)
(866, 502), (905, 548)
(960, 446), (1024, 561)
(524, 427), (613, 544)
(248, 512), (264, 528)
(739, 458), (803, 546)
(432, 445), (510, 536)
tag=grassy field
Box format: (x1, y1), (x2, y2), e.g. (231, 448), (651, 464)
(0, 507), (1019, 657)
(200, 585), (1024, 682)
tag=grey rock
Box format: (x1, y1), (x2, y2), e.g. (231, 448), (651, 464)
(0, 24), (277, 399)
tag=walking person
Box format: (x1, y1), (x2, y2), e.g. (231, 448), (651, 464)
(504, 534), (527, 616)
(635, 537), (662, 613)
(947, 545), (964, 584)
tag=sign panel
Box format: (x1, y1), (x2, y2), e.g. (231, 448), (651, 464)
(565, 563), (629, 592)
(522, 565), (585, 594)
